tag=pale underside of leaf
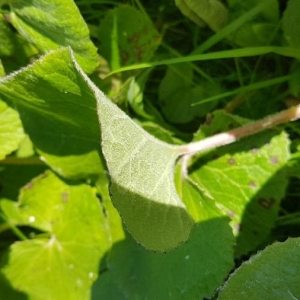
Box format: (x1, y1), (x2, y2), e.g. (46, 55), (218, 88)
(70, 48), (194, 252)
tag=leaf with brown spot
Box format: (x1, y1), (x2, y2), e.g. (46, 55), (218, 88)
(98, 5), (161, 69)
(191, 110), (290, 257)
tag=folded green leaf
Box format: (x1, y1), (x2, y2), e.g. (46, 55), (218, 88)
(71, 50), (194, 252)
(0, 47), (193, 252)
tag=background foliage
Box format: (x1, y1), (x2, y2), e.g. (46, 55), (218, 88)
(0, 0), (300, 299)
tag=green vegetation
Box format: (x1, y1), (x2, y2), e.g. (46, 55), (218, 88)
(0, 0), (300, 299)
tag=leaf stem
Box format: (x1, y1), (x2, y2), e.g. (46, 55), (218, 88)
(0, 212), (28, 241)
(179, 105), (300, 156)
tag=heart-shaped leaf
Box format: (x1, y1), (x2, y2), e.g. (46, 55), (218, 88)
(0, 171), (109, 300)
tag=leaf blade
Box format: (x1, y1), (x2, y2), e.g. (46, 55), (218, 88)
(92, 178), (234, 299)
(71, 50), (194, 252)
(0, 171), (109, 300)
(190, 111), (290, 256)
(0, 100), (25, 160)
(0, 48), (102, 179)
(9, 0), (98, 73)
(219, 238), (300, 299)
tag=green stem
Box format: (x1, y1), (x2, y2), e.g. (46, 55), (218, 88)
(0, 213), (28, 241)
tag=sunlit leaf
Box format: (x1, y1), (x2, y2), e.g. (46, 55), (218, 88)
(0, 99), (24, 160)
(0, 48), (102, 179)
(190, 111), (290, 256)
(0, 171), (109, 300)
(8, 0), (98, 73)
(219, 238), (300, 299)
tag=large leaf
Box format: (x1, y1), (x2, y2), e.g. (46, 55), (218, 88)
(0, 47), (193, 252)
(7, 0), (98, 73)
(71, 49), (193, 252)
(0, 48), (102, 179)
(190, 111), (290, 256)
(0, 171), (109, 300)
(98, 5), (161, 70)
(219, 238), (300, 299)
(0, 99), (24, 160)
(282, 0), (300, 48)
(92, 179), (234, 299)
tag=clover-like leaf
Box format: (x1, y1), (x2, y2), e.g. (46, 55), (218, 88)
(0, 171), (109, 300)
